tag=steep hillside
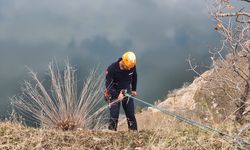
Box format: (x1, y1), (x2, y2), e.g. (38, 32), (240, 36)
(2, 52), (250, 149)
(119, 53), (249, 131)
(2, 63), (250, 149)
(0, 121), (242, 149)
(119, 70), (213, 131)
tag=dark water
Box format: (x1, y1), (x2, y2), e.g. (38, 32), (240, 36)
(0, 0), (220, 118)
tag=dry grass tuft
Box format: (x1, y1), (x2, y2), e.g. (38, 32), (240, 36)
(56, 117), (78, 131)
(11, 60), (106, 130)
(2, 120), (250, 149)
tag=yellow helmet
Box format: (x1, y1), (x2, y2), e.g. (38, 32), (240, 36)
(122, 51), (136, 69)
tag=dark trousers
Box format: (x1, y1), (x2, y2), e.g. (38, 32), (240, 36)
(108, 96), (137, 131)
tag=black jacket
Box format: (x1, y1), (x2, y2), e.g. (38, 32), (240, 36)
(105, 58), (137, 97)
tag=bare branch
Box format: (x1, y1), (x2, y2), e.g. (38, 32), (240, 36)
(240, 0), (250, 3)
(216, 12), (250, 18)
(187, 57), (202, 77)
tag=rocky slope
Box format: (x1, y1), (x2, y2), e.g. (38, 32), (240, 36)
(2, 52), (250, 149)
(119, 70), (214, 131)
(119, 53), (249, 130)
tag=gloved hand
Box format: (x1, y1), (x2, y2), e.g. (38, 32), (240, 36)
(131, 91), (137, 96)
(104, 90), (111, 103)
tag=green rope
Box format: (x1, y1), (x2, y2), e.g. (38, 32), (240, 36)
(125, 93), (250, 146)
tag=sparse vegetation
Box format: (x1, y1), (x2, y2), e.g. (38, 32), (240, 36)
(0, 0), (249, 149)
(11, 61), (106, 130)
(208, 0), (250, 122)
(1, 120), (250, 149)
(188, 0), (250, 123)
(187, 0), (250, 141)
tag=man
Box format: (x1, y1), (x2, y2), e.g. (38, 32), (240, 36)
(105, 51), (138, 131)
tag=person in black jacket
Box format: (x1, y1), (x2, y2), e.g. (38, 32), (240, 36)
(105, 51), (138, 131)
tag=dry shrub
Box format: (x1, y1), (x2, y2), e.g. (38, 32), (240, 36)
(11, 61), (106, 130)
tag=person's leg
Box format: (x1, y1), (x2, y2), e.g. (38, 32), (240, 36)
(108, 100), (120, 131)
(122, 97), (138, 131)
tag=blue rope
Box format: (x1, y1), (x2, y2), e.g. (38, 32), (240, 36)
(125, 93), (250, 145)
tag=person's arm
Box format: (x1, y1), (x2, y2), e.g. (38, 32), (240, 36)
(105, 67), (112, 102)
(105, 67), (113, 91)
(131, 66), (137, 96)
(105, 66), (118, 99)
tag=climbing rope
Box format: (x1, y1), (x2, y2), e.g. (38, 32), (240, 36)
(125, 93), (250, 146)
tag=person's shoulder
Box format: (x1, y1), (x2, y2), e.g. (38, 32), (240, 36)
(107, 61), (118, 71)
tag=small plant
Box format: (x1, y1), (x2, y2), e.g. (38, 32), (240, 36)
(11, 61), (105, 130)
